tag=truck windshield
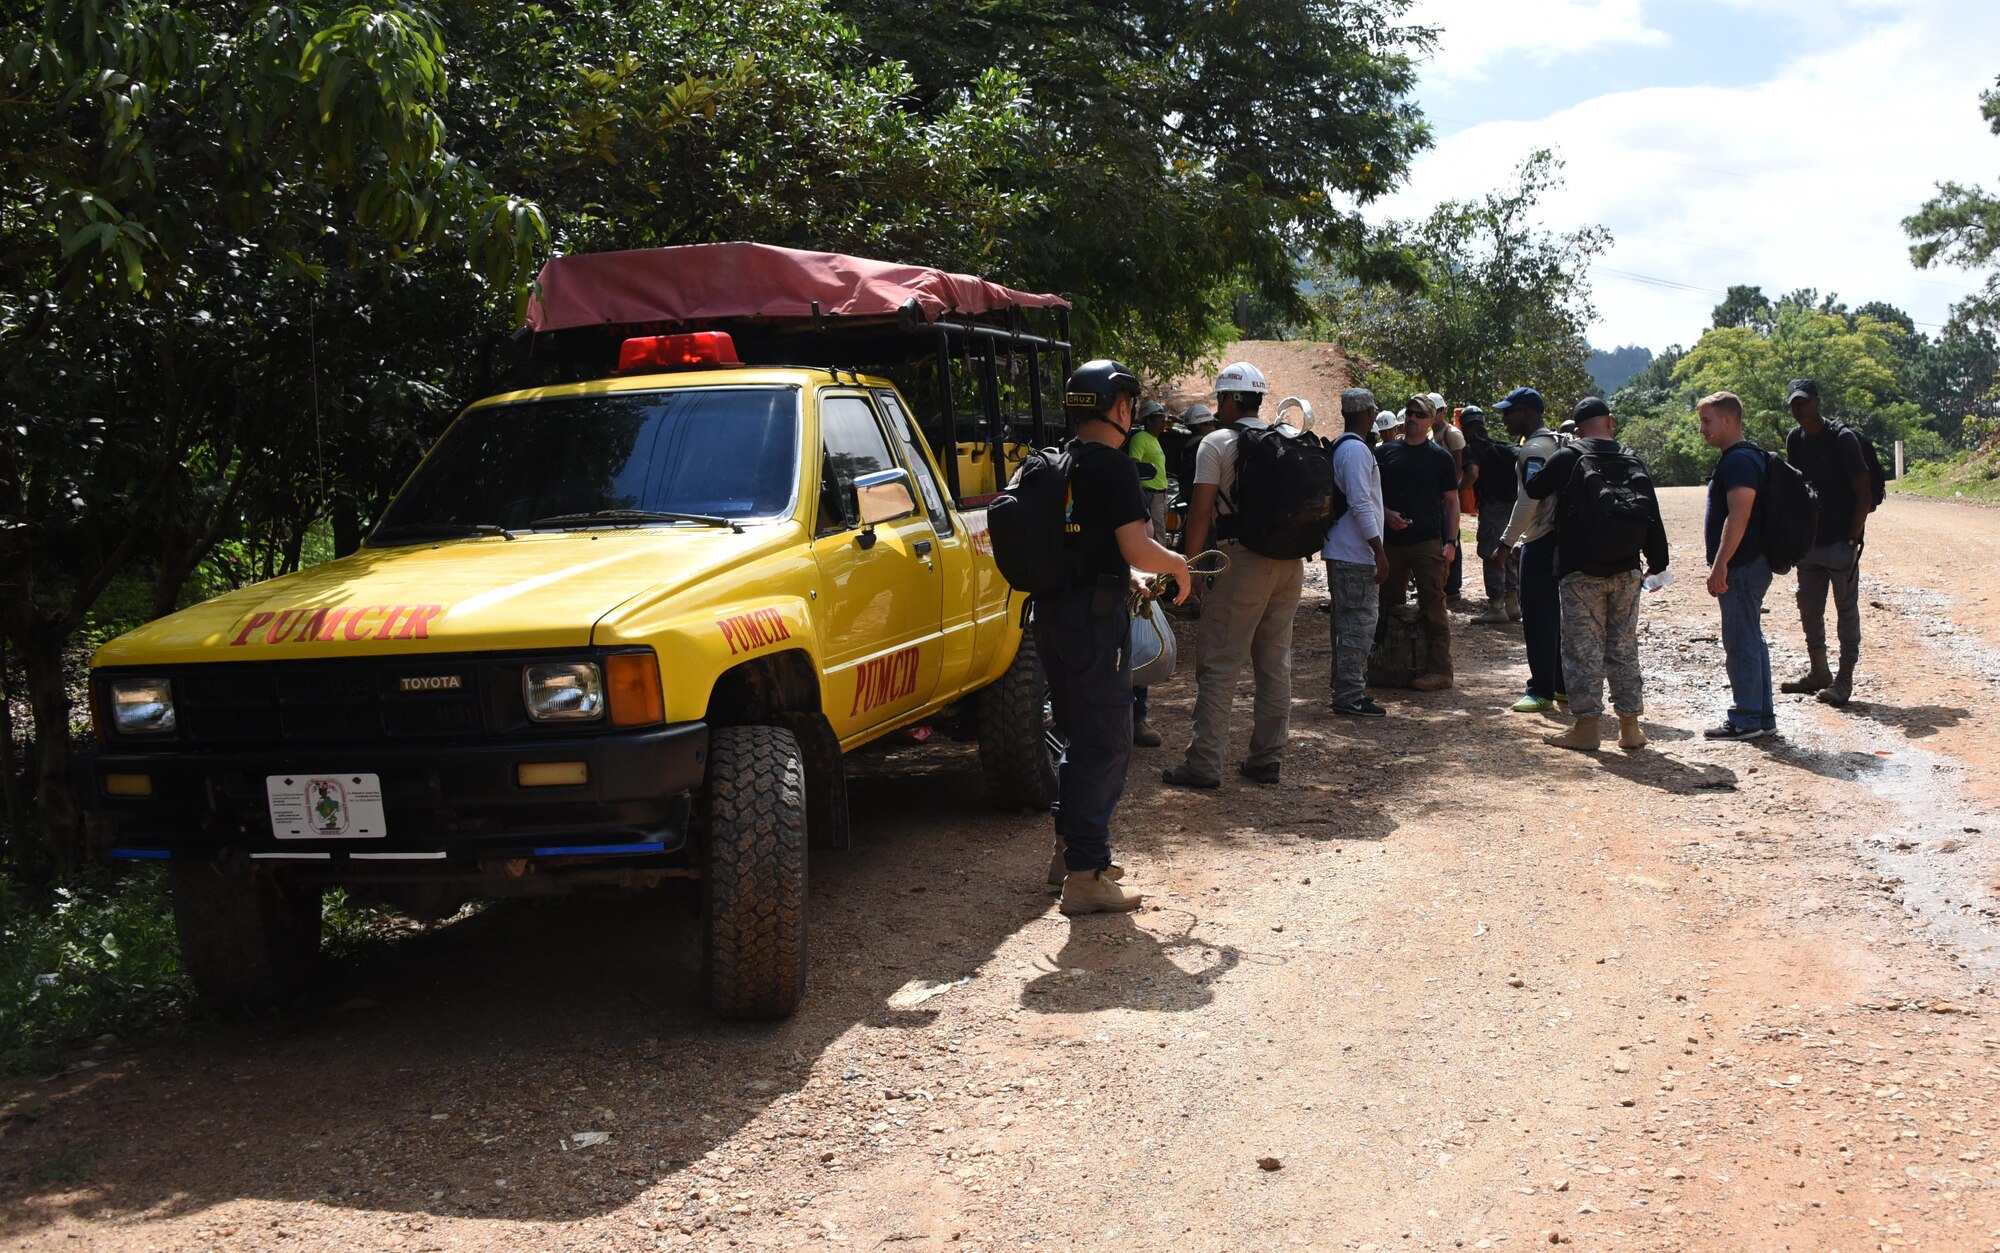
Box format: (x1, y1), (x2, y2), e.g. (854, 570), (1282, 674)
(372, 387), (799, 543)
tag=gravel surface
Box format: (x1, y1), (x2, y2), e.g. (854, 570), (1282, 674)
(5, 487), (2000, 1251)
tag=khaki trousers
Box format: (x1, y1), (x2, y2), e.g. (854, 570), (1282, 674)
(1181, 544), (1304, 779)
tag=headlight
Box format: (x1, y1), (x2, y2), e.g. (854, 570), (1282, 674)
(108, 678), (177, 736)
(523, 662), (605, 722)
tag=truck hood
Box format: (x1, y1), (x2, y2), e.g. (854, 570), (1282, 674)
(93, 525), (802, 667)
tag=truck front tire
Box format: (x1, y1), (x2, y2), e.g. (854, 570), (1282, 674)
(169, 861), (322, 1010)
(701, 725), (808, 1018)
(976, 635), (1060, 811)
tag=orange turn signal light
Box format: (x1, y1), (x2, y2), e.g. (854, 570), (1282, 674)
(606, 652), (665, 728)
(103, 772), (154, 798)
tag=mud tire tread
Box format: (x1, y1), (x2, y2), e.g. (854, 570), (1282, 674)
(976, 636), (1059, 811)
(169, 861), (322, 1010)
(702, 725), (808, 1019)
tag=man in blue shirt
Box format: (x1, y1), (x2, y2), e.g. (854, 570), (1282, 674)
(1698, 391), (1777, 740)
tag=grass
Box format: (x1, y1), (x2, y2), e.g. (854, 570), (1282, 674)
(1893, 444), (2000, 506)
(0, 869), (188, 1075)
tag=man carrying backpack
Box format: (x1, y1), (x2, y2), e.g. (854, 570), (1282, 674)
(1496, 387), (1566, 712)
(1522, 398), (1669, 752)
(1780, 379), (1876, 707)
(1323, 387), (1391, 717)
(1697, 390), (1778, 741)
(1164, 360), (1305, 788)
(1374, 395), (1461, 692)
(1026, 361), (1191, 914)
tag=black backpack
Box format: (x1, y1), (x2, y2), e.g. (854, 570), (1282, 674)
(988, 442), (1083, 595)
(1742, 442), (1819, 575)
(1828, 419), (1890, 509)
(1556, 444), (1656, 570)
(1219, 423), (1339, 559)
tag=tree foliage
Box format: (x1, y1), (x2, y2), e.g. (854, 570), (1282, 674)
(830, 0), (1436, 377)
(1315, 150), (1609, 407)
(1906, 74), (2000, 333)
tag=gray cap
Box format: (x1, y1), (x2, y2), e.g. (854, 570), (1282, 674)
(1340, 387), (1378, 415)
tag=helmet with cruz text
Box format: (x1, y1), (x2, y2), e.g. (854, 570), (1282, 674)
(1064, 359), (1142, 416)
(1213, 361), (1269, 397)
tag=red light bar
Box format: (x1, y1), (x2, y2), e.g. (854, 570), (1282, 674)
(618, 331), (742, 373)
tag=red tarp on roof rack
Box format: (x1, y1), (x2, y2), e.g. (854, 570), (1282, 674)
(523, 242), (1068, 333)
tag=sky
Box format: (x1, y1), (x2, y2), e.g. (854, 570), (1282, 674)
(1375, 0), (2000, 353)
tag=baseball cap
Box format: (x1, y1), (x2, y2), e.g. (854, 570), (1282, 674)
(1572, 397), (1611, 423)
(1425, 392), (1447, 415)
(1404, 394), (1434, 417)
(1340, 387), (1378, 415)
(1787, 378), (1820, 404)
(1493, 386), (1545, 413)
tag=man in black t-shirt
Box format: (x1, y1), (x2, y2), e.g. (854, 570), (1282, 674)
(1462, 409), (1521, 624)
(1375, 395), (1461, 690)
(1037, 360), (1190, 916)
(1779, 379), (1873, 707)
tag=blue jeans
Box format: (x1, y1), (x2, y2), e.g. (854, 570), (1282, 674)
(1033, 588), (1133, 872)
(1716, 556), (1776, 731)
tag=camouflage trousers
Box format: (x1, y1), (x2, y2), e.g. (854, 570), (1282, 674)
(1557, 570), (1644, 719)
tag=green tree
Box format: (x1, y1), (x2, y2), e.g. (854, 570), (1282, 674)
(1316, 150), (1610, 406)
(1711, 285), (1774, 333)
(1673, 299), (1941, 460)
(1906, 74), (2000, 332)
(830, 0), (1436, 377)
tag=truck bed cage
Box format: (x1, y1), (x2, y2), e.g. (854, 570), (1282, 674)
(510, 244), (1076, 503)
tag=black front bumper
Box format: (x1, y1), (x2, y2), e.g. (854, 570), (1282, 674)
(81, 722), (709, 862)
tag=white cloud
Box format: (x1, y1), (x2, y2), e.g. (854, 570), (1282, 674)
(1409, 0), (1666, 83)
(1383, 0), (2000, 351)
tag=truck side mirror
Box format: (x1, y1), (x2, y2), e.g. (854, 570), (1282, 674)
(853, 468), (917, 547)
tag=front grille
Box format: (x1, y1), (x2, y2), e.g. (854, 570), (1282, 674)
(167, 657), (495, 747)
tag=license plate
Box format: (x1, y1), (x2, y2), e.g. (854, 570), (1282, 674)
(266, 773), (388, 840)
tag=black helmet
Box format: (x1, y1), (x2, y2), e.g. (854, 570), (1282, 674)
(1065, 359), (1142, 415)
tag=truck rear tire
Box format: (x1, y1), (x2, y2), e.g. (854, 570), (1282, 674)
(701, 725), (808, 1018)
(169, 861), (322, 1010)
(976, 636), (1060, 811)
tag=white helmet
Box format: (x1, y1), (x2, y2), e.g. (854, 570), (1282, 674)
(1373, 410), (1403, 434)
(1213, 361), (1269, 396)
(1426, 391), (1447, 416)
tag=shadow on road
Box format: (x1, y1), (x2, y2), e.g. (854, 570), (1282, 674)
(1847, 700), (1970, 740)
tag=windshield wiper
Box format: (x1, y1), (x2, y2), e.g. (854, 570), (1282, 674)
(527, 509), (744, 534)
(371, 521), (518, 543)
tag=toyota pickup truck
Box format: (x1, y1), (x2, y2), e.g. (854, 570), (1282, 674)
(82, 244), (1073, 1017)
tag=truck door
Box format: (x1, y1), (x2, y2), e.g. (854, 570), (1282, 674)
(810, 392), (945, 740)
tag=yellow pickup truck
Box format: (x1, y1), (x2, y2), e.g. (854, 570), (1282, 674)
(83, 245), (1073, 1017)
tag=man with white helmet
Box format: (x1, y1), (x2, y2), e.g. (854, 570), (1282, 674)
(1163, 360), (1304, 788)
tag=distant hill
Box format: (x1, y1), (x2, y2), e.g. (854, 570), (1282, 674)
(1587, 344), (1654, 396)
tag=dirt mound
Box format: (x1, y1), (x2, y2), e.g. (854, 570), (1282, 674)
(1160, 339), (1363, 430)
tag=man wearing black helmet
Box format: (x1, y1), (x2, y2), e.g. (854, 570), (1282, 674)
(1040, 360), (1192, 915)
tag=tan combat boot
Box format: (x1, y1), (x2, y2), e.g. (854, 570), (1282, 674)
(1504, 592), (1522, 621)
(1472, 601), (1510, 625)
(1781, 648), (1832, 694)
(1132, 717), (1163, 747)
(1048, 847), (1125, 888)
(1059, 870), (1144, 915)
(1543, 715), (1602, 752)
(1617, 714), (1647, 751)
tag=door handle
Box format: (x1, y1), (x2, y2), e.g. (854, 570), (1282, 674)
(914, 540), (934, 558)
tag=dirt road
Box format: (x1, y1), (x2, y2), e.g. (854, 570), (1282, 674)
(5, 488), (2000, 1252)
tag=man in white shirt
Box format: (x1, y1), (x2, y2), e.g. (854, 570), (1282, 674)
(1163, 360), (1305, 788)
(1324, 388), (1390, 716)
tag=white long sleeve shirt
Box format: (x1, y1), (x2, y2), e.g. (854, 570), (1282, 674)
(1321, 432), (1384, 564)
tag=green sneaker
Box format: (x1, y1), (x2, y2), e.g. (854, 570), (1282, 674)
(1510, 695), (1555, 714)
